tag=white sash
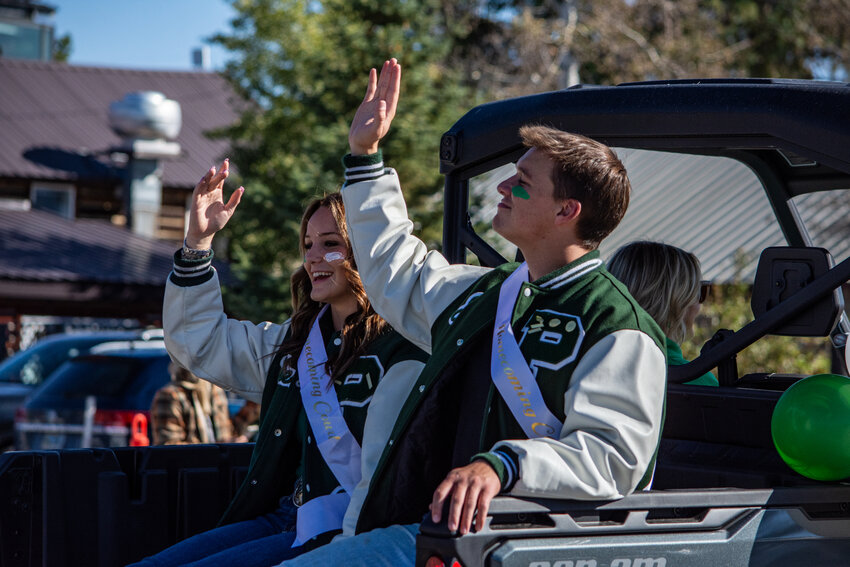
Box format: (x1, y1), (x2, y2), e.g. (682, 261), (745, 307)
(491, 263), (564, 439)
(294, 306), (362, 545)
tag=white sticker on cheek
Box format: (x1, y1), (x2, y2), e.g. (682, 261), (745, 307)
(324, 252), (345, 263)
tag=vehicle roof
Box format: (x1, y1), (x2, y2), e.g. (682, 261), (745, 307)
(439, 78), (850, 192)
(88, 339), (167, 355)
(438, 78), (850, 265)
(75, 348), (168, 359)
(19, 331), (141, 344)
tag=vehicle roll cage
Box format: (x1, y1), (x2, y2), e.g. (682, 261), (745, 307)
(438, 79), (850, 379)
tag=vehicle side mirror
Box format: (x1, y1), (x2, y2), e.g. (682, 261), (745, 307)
(751, 247), (844, 337)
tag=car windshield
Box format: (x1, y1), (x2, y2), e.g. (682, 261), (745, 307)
(0, 336), (116, 386)
(27, 354), (170, 408)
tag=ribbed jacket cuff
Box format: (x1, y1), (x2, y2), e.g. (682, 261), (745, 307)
(169, 248), (215, 287)
(472, 447), (520, 493)
(342, 151), (384, 186)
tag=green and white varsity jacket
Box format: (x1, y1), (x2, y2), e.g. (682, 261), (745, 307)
(341, 152), (667, 534)
(162, 251), (428, 543)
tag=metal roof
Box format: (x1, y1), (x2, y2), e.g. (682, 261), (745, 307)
(0, 208), (176, 285)
(0, 58), (240, 188)
(599, 149), (850, 283)
(598, 149), (786, 283)
(470, 149), (850, 283)
(0, 208), (232, 319)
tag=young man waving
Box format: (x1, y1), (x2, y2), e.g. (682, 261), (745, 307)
(278, 59), (666, 567)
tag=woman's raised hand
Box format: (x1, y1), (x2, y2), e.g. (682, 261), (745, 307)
(349, 58), (401, 156)
(185, 159), (244, 250)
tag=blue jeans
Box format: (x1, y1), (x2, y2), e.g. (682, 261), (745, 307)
(276, 523), (419, 567)
(129, 498), (303, 567)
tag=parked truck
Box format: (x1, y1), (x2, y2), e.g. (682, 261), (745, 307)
(2, 78), (849, 566)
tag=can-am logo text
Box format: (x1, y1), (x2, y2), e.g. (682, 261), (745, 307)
(529, 559), (667, 567)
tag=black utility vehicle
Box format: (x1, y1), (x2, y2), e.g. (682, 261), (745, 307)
(1, 79), (849, 566)
(420, 78), (850, 567)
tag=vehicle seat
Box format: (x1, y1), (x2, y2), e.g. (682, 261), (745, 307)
(657, 247), (846, 490)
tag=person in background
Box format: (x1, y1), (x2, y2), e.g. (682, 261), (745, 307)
(230, 400), (261, 442)
(607, 240), (718, 386)
(150, 362), (237, 445)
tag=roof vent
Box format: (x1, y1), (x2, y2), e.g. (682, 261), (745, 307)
(109, 91), (182, 141)
(108, 92), (182, 238)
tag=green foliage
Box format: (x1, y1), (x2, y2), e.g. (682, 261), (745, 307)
(52, 34), (72, 62)
(451, 0), (850, 93)
(212, 0), (475, 321)
(210, 0), (850, 323)
(681, 282), (832, 377)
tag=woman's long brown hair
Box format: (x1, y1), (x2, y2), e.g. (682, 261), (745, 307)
(277, 193), (388, 382)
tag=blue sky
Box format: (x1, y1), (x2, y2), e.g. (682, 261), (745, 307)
(48, 0), (236, 71)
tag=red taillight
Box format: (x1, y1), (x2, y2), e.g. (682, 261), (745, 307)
(425, 558), (462, 567)
(94, 409), (149, 426)
(130, 413), (150, 446)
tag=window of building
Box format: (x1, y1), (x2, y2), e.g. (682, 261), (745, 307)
(30, 182), (76, 219)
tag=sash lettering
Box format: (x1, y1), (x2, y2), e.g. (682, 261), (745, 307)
(491, 263), (563, 439)
(294, 306), (362, 545)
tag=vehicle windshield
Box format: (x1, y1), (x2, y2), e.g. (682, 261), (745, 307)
(0, 336), (114, 386)
(26, 354), (170, 409)
(469, 147), (850, 280)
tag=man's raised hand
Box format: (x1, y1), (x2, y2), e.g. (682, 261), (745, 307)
(185, 159), (244, 250)
(349, 58), (401, 156)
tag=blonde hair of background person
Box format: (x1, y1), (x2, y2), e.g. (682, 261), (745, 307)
(608, 241), (718, 386)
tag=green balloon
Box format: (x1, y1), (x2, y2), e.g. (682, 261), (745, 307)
(771, 373), (850, 481)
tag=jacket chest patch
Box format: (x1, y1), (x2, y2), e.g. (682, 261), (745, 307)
(337, 355), (384, 408)
(277, 354), (296, 387)
(517, 309), (585, 376)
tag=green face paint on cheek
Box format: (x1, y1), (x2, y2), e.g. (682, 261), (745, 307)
(511, 185), (530, 200)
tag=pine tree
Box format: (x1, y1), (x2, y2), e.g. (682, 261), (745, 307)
(211, 0), (475, 320)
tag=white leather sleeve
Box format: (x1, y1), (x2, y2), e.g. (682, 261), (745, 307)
(163, 271), (290, 404)
(342, 170), (490, 353)
(339, 358), (426, 537)
(492, 329), (666, 499)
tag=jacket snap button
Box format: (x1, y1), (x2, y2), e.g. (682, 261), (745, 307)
(250, 479), (258, 485)
(523, 288), (532, 297)
(419, 384), (425, 393)
(456, 338), (464, 346)
(333, 338), (342, 346)
(274, 429), (282, 437)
